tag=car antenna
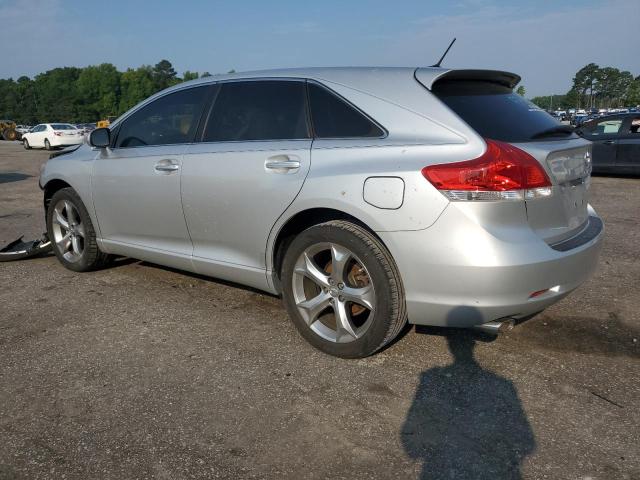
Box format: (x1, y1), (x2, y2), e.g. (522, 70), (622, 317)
(431, 38), (456, 68)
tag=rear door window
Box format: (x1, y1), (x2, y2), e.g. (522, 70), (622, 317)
(308, 83), (384, 138)
(115, 86), (209, 148)
(581, 118), (623, 137)
(433, 80), (574, 142)
(203, 80), (309, 142)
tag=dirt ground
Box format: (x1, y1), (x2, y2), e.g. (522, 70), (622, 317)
(1, 140), (638, 480)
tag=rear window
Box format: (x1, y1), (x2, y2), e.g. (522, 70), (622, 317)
(308, 83), (384, 138)
(51, 124), (75, 130)
(433, 80), (573, 143)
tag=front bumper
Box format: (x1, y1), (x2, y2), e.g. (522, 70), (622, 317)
(379, 204), (604, 327)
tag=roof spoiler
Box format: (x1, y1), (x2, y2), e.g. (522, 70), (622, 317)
(415, 68), (521, 90)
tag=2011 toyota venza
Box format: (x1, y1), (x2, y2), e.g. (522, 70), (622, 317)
(39, 67), (604, 358)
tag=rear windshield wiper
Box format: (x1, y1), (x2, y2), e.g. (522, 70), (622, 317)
(530, 125), (574, 140)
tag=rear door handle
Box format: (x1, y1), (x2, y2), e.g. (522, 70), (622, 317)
(602, 140), (616, 145)
(154, 160), (180, 173)
(265, 155), (300, 172)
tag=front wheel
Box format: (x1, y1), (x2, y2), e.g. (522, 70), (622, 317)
(46, 188), (109, 272)
(281, 220), (407, 358)
(23, 138), (30, 149)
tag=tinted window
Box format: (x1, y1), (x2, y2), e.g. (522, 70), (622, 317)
(433, 80), (574, 143)
(308, 83), (384, 138)
(203, 81), (308, 142)
(116, 86), (208, 148)
(51, 124), (74, 130)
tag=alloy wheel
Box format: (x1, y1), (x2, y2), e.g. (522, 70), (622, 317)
(292, 242), (375, 343)
(51, 199), (85, 262)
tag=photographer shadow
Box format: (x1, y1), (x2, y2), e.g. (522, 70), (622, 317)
(402, 307), (535, 479)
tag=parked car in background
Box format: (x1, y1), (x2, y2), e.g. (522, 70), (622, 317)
(576, 113), (640, 174)
(16, 125), (32, 135)
(75, 123), (97, 135)
(39, 67), (603, 358)
(22, 123), (84, 150)
(573, 114), (589, 126)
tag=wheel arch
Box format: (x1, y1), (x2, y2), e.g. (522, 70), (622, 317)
(269, 207), (391, 293)
(43, 179), (73, 212)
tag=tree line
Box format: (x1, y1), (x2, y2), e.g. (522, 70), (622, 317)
(0, 60), (230, 124)
(1, 59), (638, 124)
(531, 63), (640, 111)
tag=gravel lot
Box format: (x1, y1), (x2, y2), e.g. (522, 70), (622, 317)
(1, 141), (639, 479)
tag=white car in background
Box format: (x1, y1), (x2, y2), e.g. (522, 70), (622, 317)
(22, 123), (84, 150)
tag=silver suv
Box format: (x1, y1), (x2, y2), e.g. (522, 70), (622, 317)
(39, 67), (603, 358)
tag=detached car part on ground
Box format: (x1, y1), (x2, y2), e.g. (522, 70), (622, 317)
(0, 234), (52, 262)
(38, 67), (603, 358)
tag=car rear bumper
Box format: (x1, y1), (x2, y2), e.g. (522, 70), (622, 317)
(51, 137), (84, 147)
(379, 204), (604, 328)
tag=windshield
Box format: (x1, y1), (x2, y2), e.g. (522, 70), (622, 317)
(433, 80), (575, 142)
(51, 123), (76, 130)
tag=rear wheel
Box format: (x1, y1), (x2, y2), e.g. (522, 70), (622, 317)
(44, 138), (51, 150)
(23, 138), (30, 149)
(46, 188), (109, 272)
(2, 129), (17, 141)
(282, 220), (406, 358)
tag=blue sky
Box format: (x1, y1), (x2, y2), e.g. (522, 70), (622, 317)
(1, 0), (638, 96)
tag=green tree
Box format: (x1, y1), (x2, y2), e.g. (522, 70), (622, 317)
(182, 70), (199, 82)
(76, 63), (121, 121)
(33, 67), (82, 122)
(516, 85), (526, 96)
(119, 66), (156, 113)
(572, 63), (600, 108)
(152, 59), (177, 90)
(626, 76), (640, 106)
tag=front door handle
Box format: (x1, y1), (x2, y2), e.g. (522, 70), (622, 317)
(265, 160), (301, 170)
(602, 140), (616, 145)
(154, 160), (180, 173)
(265, 155), (301, 172)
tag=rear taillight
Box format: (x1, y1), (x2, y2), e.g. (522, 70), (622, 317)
(421, 139), (553, 201)
(54, 131), (62, 136)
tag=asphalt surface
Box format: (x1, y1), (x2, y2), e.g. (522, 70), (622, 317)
(1, 141), (639, 479)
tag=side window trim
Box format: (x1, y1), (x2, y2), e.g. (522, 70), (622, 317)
(306, 79), (388, 140)
(110, 84), (214, 150)
(194, 84), (221, 143)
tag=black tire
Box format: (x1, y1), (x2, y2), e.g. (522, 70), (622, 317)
(23, 138), (30, 149)
(44, 138), (51, 150)
(281, 220), (407, 358)
(46, 187), (109, 272)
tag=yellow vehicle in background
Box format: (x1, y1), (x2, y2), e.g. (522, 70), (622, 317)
(96, 116), (117, 129)
(0, 119), (20, 141)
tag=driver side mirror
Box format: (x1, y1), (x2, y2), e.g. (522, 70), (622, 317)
(89, 127), (111, 148)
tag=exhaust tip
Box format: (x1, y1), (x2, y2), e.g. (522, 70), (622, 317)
(470, 318), (515, 335)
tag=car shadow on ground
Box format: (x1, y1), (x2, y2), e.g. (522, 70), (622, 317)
(403, 307), (536, 479)
(0, 172), (32, 184)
